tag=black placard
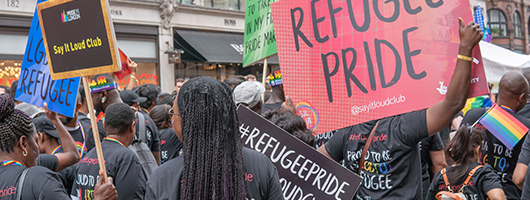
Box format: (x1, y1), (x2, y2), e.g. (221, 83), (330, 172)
(38, 0), (119, 79)
(237, 106), (362, 199)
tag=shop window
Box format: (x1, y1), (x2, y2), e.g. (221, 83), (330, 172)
(488, 9), (507, 37)
(514, 11), (522, 38)
(180, 0), (194, 5)
(188, 0), (241, 10)
(117, 63), (159, 90)
(175, 62), (237, 80)
(0, 60), (21, 87)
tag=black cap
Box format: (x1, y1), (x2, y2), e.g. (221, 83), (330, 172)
(33, 115), (60, 140)
(120, 90), (147, 104)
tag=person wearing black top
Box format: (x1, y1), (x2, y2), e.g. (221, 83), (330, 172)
(317, 18), (483, 200)
(136, 84), (161, 114)
(149, 105), (182, 163)
(462, 71), (530, 200)
(57, 91), (89, 157)
(34, 113), (81, 195)
(419, 133), (447, 199)
(261, 67), (284, 114)
(0, 94), (117, 200)
(145, 77), (283, 200)
(120, 89), (162, 165)
(85, 74), (123, 152)
(72, 103), (147, 200)
(426, 126), (505, 200)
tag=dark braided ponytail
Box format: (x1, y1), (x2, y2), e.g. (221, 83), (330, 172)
(0, 93), (33, 153)
(178, 77), (246, 200)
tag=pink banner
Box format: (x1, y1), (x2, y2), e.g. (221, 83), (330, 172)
(271, 0), (488, 134)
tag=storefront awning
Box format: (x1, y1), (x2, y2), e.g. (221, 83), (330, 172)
(174, 29), (279, 64)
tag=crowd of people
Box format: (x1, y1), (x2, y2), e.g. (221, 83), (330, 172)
(2, 17), (530, 200)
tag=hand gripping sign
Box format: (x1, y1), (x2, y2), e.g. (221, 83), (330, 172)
(36, 0), (121, 182)
(270, 0), (489, 134)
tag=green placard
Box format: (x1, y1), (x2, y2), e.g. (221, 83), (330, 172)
(243, 0), (277, 67)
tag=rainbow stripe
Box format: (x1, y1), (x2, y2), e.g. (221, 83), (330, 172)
(462, 96), (492, 115)
(295, 101), (320, 132)
(61, 10), (68, 23)
(78, 120), (87, 157)
(105, 137), (124, 146)
(96, 112), (105, 122)
(479, 104), (529, 150)
(52, 145), (62, 155)
(2, 160), (23, 167)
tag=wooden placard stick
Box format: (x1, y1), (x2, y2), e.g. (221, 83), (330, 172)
(261, 58), (268, 103)
(81, 76), (108, 182)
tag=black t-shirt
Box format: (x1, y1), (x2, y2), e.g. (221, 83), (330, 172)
(260, 102), (283, 114)
(37, 150), (77, 195)
(0, 165), (70, 199)
(145, 147), (284, 200)
(60, 126), (88, 157)
(158, 128), (182, 163)
(419, 133), (445, 198)
(324, 110), (428, 200)
(426, 163), (502, 200)
(37, 154), (58, 172)
(82, 119), (106, 152)
(517, 102), (530, 119)
(72, 139), (147, 200)
(135, 113), (160, 152)
(37, 148), (78, 195)
(462, 107), (530, 200)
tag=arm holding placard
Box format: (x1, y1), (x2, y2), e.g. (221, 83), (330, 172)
(43, 102), (80, 172)
(125, 61), (138, 91)
(318, 18), (483, 159)
(425, 18), (483, 136)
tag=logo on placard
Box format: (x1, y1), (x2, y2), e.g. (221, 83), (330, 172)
(61, 8), (80, 23)
(295, 101), (320, 132)
(436, 81), (447, 95)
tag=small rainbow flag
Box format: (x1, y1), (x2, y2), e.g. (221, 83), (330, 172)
(462, 96), (492, 115)
(478, 104), (529, 150)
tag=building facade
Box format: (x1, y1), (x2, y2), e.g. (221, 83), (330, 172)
(0, 0), (275, 93)
(470, 0), (530, 54)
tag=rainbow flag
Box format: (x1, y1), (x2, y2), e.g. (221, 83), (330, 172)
(463, 96), (492, 115)
(479, 104), (529, 150)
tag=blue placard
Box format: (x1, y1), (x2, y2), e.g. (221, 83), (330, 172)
(15, 0), (80, 118)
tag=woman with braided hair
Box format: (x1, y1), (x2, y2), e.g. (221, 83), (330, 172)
(0, 93), (117, 200)
(145, 76), (283, 200)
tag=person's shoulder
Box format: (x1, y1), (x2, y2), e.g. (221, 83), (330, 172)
(103, 141), (137, 160)
(462, 108), (488, 124)
(149, 156), (183, 182)
(478, 163), (496, 173)
(384, 109), (426, 122)
(27, 166), (59, 179)
(243, 148), (273, 166)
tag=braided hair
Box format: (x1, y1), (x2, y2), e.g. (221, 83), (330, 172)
(178, 77), (246, 200)
(0, 93), (34, 153)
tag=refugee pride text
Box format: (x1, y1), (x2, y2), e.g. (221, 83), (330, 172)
(237, 106), (361, 199)
(290, 0), (444, 102)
